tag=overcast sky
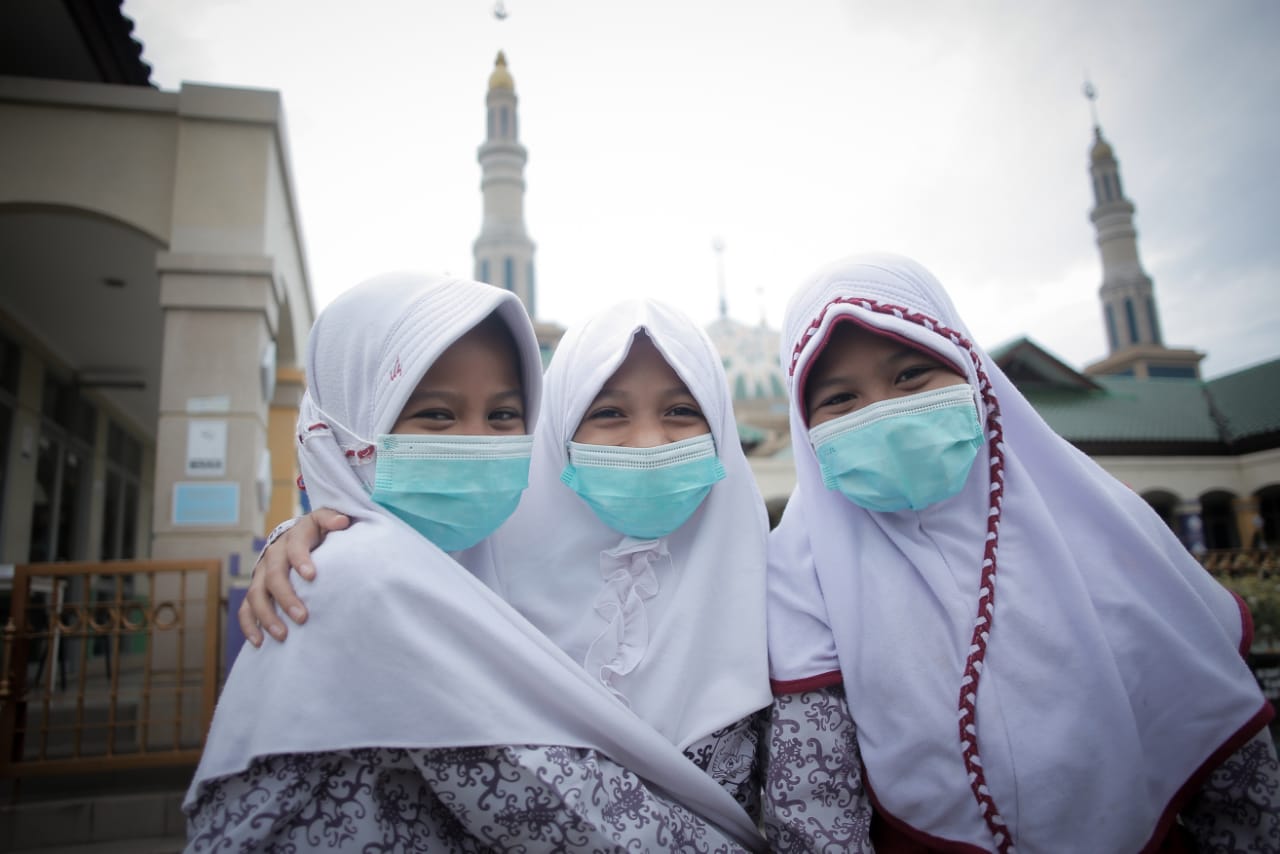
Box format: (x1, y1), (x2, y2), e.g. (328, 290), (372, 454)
(122, 0), (1279, 379)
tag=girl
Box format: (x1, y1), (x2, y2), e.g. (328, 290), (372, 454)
(766, 253), (1280, 852)
(483, 299), (773, 814)
(186, 274), (763, 852)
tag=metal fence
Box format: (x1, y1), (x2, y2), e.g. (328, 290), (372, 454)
(1200, 548), (1280, 577)
(0, 559), (221, 778)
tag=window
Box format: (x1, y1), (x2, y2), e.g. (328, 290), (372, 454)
(479, 259), (490, 284)
(1200, 492), (1240, 550)
(500, 106), (509, 137)
(0, 331), (17, 551)
(1124, 298), (1139, 344)
(487, 107), (494, 139)
(1148, 365), (1196, 379)
(101, 421), (143, 560)
(1104, 304), (1119, 351)
(504, 257), (514, 292)
(1141, 491), (1178, 533)
(30, 375), (96, 562)
(1258, 487), (1280, 548)
(1102, 174), (1114, 203)
(1146, 297), (1162, 345)
(30, 428), (90, 562)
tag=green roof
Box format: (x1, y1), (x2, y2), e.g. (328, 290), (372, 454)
(1024, 376), (1220, 443)
(1206, 359), (1280, 441)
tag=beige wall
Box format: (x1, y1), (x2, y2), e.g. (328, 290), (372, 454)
(0, 76), (315, 585)
(1098, 448), (1280, 503)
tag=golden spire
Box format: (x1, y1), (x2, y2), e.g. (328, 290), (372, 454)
(488, 51), (514, 91)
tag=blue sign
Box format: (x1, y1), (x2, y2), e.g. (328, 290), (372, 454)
(173, 482), (240, 526)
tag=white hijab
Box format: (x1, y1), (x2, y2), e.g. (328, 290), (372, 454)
(767, 254), (1270, 853)
(187, 274), (764, 851)
(488, 299), (772, 751)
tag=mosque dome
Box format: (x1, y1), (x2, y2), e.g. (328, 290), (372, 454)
(705, 316), (787, 402)
(489, 51), (514, 91)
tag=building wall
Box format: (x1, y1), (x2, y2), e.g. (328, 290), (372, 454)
(0, 76), (314, 588)
(1098, 449), (1280, 500)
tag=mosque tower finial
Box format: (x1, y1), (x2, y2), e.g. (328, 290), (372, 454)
(473, 51), (537, 316)
(1083, 77), (1100, 128)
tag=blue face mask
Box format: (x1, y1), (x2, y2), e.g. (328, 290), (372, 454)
(371, 433), (533, 551)
(809, 384), (983, 512)
(561, 433), (726, 539)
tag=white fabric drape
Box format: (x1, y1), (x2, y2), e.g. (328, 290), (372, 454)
(487, 299), (773, 752)
(187, 274), (763, 851)
(767, 254), (1270, 853)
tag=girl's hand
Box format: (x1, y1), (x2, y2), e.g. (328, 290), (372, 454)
(237, 508), (350, 646)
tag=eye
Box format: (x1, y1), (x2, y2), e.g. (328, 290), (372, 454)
(489, 407), (524, 423)
(586, 406), (625, 420)
(895, 364), (939, 385)
(665, 403), (704, 419)
(819, 392), (855, 409)
(408, 408), (455, 421)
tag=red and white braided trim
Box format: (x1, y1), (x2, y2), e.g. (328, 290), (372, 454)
(792, 298), (1013, 853)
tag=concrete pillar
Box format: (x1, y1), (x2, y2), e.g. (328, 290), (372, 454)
(151, 252), (278, 567)
(149, 253), (279, 689)
(1236, 496), (1265, 550)
(266, 365), (305, 533)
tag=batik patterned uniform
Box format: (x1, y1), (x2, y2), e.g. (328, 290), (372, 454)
(764, 684), (1280, 853)
(188, 741), (761, 853)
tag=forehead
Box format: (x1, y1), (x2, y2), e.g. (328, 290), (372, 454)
(602, 334), (686, 389)
(419, 320), (522, 385)
(810, 319), (945, 373)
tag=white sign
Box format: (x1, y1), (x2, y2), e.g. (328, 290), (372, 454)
(186, 395), (231, 414)
(186, 419), (228, 477)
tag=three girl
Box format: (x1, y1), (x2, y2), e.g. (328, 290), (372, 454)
(237, 255), (1279, 851)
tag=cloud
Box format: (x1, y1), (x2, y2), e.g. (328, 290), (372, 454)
(122, 0), (1280, 378)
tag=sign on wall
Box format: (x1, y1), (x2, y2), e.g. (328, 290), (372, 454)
(186, 420), (228, 477)
(173, 482), (240, 526)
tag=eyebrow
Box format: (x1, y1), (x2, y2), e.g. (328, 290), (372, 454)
(405, 387), (523, 405)
(592, 384), (693, 401)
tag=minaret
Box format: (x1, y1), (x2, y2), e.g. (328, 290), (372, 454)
(1082, 82), (1202, 380)
(474, 51), (537, 316)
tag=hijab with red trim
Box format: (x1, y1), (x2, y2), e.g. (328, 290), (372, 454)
(767, 253), (1270, 853)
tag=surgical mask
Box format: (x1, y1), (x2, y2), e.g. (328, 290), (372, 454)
(371, 433), (533, 551)
(561, 433), (726, 539)
(809, 384), (983, 512)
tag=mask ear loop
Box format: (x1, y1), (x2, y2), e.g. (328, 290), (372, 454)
(791, 297), (1011, 854)
(297, 393), (377, 465)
